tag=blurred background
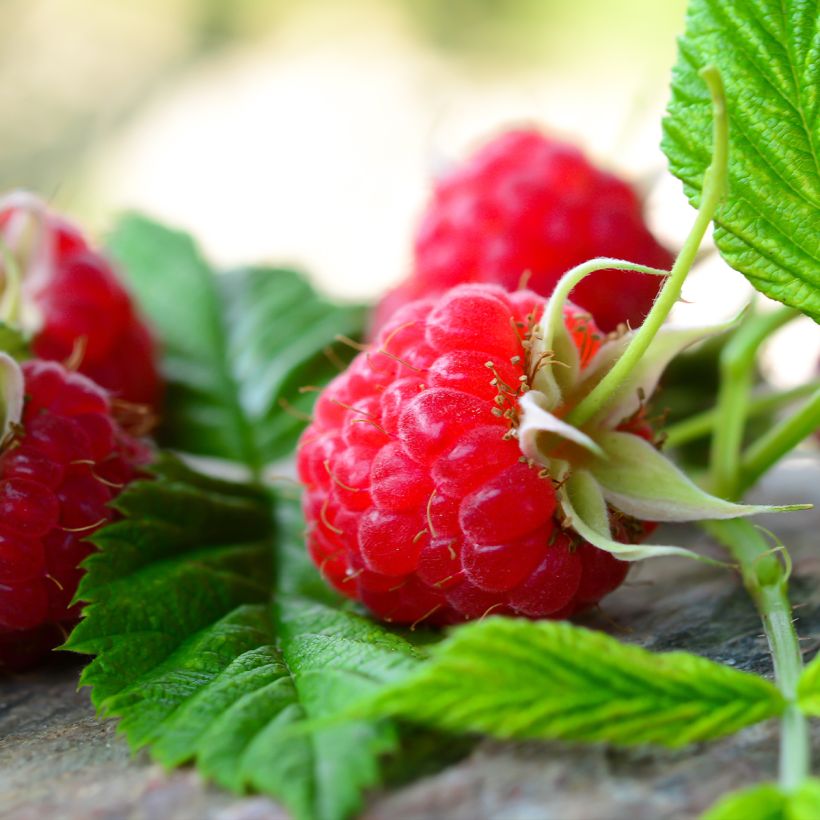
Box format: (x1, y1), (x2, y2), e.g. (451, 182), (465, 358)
(0, 0), (816, 384)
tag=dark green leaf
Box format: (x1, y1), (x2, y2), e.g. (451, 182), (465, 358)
(67, 462), (425, 820)
(703, 779), (820, 819)
(663, 0), (820, 320)
(358, 617), (785, 747)
(106, 214), (366, 471)
(66, 457), (274, 705)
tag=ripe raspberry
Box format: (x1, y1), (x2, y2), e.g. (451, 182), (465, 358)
(0, 193), (161, 408)
(0, 360), (150, 669)
(298, 284), (651, 626)
(374, 129), (672, 334)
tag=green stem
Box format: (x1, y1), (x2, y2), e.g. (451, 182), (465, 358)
(710, 307), (799, 499)
(566, 66), (729, 429)
(663, 381), (820, 448)
(704, 519), (809, 792)
(737, 387), (820, 496)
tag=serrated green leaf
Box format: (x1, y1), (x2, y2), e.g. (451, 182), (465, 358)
(106, 214), (366, 471)
(796, 650), (820, 715)
(65, 458), (275, 704)
(358, 617), (785, 747)
(702, 779), (820, 819)
(66, 461), (426, 820)
(662, 0), (820, 320)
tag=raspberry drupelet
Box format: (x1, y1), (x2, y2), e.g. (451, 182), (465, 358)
(0, 360), (150, 669)
(0, 193), (161, 408)
(374, 128), (672, 335)
(298, 284), (652, 627)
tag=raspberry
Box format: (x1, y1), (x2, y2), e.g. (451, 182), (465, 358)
(0, 193), (161, 408)
(0, 360), (149, 669)
(374, 129), (672, 334)
(298, 284), (652, 626)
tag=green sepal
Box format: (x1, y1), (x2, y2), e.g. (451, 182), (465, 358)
(575, 317), (738, 427)
(517, 390), (604, 461)
(0, 322), (30, 361)
(0, 351), (23, 442)
(557, 465), (701, 562)
(589, 431), (809, 522)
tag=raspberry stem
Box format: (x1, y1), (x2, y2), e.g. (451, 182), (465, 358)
(565, 65), (729, 429)
(663, 381), (819, 448)
(710, 307), (799, 498)
(737, 387), (820, 495)
(704, 518), (809, 793)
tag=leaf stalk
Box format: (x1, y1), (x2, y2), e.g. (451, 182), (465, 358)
(566, 67), (729, 428)
(737, 388), (820, 496)
(709, 307), (799, 498)
(663, 381), (819, 448)
(704, 519), (809, 791)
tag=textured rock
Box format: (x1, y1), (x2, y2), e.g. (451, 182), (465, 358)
(1, 455), (818, 819)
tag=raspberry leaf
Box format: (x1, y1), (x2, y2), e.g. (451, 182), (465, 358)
(106, 215), (366, 473)
(589, 431), (809, 521)
(702, 780), (820, 819)
(0, 351), (23, 441)
(356, 618), (786, 747)
(65, 457), (425, 820)
(796, 650), (820, 716)
(663, 0), (820, 320)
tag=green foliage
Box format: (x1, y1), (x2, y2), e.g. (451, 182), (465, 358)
(106, 214), (366, 472)
(703, 779), (820, 819)
(796, 651), (820, 716)
(66, 460), (425, 820)
(663, 0), (820, 320)
(66, 458), (274, 705)
(359, 617), (785, 747)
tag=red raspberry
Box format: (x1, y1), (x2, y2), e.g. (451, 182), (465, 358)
(374, 129), (672, 334)
(298, 284), (650, 627)
(0, 194), (161, 408)
(0, 360), (150, 669)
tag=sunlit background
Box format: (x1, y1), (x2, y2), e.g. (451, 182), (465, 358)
(1, 0), (816, 384)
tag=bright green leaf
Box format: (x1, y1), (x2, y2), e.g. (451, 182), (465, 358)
(703, 779), (820, 819)
(359, 617), (785, 747)
(663, 0), (820, 320)
(66, 459), (426, 820)
(797, 650), (820, 715)
(106, 214), (366, 472)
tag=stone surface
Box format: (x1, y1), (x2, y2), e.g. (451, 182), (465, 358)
(1, 456), (819, 819)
